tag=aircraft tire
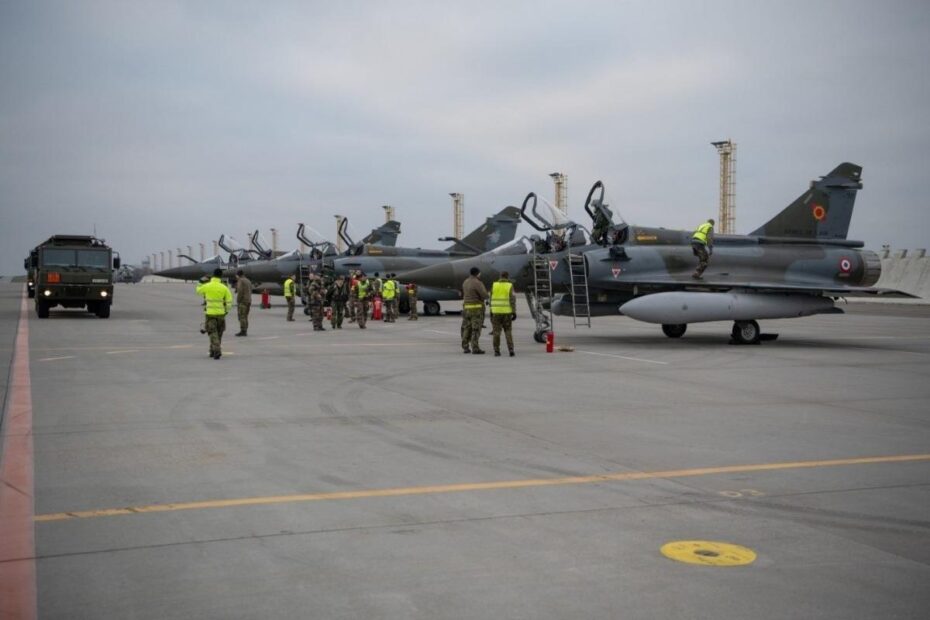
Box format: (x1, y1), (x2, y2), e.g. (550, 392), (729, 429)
(399, 299), (410, 314)
(303, 306), (311, 316)
(731, 320), (760, 345)
(533, 330), (547, 343)
(661, 323), (687, 338)
(36, 301), (50, 319)
(423, 301), (440, 316)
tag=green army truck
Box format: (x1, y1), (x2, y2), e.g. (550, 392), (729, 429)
(24, 235), (120, 318)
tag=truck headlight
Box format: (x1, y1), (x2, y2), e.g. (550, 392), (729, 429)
(100, 291), (109, 298)
(28, 281), (34, 286)
(43, 290), (52, 297)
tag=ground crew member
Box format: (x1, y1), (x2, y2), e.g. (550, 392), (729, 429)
(490, 271), (517, 357)
(347, 271), (359, 322)
(390, 274), (400, 321)
(234, 269), (251, 336)
(691, 218), (715, 279)
(461, 267), (488, 354)
(356, 273), (371, 329)
(372, 272), (383, 298)
(283, 274), (297, 320)
(196, 268), (233, 359)
(308, 277), (325, 331)
(382, 275), (397, 322)
(406, 281), (418, 320)
(327, 274), (350, 329)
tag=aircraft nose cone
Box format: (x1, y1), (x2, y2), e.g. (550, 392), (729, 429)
(156, 265), (204, 280)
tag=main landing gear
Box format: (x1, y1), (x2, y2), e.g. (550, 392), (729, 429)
(658, 320), (777, 344)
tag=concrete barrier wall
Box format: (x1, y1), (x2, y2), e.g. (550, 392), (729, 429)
(876, 248), (929, 301)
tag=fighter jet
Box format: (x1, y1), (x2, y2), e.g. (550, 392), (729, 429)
(402, 163), (910, 343)
(234, 219), (402, 289)
(154, 235), (259, 281)
(331, 205), (522, 315)
(115, 264), (146, 283)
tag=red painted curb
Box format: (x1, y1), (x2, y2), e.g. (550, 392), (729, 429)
(0, 290), (37, 619)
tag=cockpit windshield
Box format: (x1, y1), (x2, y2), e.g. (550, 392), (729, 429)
(301, 225), (329, 246)
(489, 237), (534, 256)
(276, 249), (300, 261)
(536, 197), (575, 230)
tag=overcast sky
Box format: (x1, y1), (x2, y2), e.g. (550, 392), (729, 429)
(1, 0), (928, 273)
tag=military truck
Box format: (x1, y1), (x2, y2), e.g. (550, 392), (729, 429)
(24, 235), (120, 318)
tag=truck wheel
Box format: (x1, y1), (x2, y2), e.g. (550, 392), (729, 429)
(27, 288), (35, 299)
(731, 320), (760, 345)
(423, 301), (440, 316)
(36, 301), (50, 318)
(96, 303), (111, 318)
(661, 323), (687, 338)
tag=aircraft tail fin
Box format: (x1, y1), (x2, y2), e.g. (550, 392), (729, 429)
(446, 206), (522, 253)
(362, 221), (402, 247)
(750, 163), (863, 240)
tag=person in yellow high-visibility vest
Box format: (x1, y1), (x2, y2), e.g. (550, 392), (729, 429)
(490, 271), (517, 357)
(356, 273), (371, 329)
(382, 275), (397, 323)
(283, 275), (297, 321)
(691, 218), (715, 279)
(195, 268), (233, 359)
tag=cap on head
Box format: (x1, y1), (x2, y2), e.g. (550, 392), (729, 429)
(236, 269), (244, 276)
(212, 268), (223, 277)
(709, 218), (715, 224)
(501, 271), (510, 279)
(470, 267), (480, 276)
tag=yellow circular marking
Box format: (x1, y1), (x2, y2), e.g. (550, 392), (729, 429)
(660, 540), (756, 567)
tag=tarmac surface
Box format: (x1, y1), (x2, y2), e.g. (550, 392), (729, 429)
(1, 281), (929, 619)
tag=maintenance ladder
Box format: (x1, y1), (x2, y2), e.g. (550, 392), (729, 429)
(567, 252), (591, 328)
(529, 252), (554, 339)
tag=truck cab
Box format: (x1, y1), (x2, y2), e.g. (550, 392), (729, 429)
(28, 235), (120, 318)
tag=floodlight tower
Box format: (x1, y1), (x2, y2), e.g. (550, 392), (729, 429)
(199, 243), (205, 261)
(270, 228), (278, 253)
(335, 215), (346, 253)
(177, 248), (183, 265)
(167, 250), (173, 269)
(212, 240), (219, 256)
(711, 140), (737, 234)
(382, 205), (395, 223)
(549, 172), (568, 216)
(160, 252), (165, 271)
(449, 193), (464, 239)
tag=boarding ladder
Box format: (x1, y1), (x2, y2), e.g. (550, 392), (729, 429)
(527, 251), (554, 341)
(567, 252), (591, 328)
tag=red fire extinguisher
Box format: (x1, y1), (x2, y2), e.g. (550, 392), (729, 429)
(546, 331), (554, 353)
(325, 306), (332, 321)
(372, 297), (383, 320)
(261, 289), (270, 309)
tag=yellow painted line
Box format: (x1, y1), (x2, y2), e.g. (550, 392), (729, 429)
(576, 350), (668, 365)
(34, 453), (930, 523)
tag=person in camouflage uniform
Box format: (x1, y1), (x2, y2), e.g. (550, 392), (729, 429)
(347, 271), (358, 323)
(406, 281), (418, 320)
(461, 267), (488, 354)
(234, 269), (251, 336)
(327, 274), (350, 329)
(308, 277), (325, 331)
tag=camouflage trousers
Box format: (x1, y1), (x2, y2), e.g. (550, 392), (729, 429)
(357, 299), (369, 328)
(237, 303), (250, 333)
(384, 299), (397, 322)
(286, 296), (295, 320)
(407, 295), (417, 320)
(491, 313), (514, 353)
(204, 315), (226, 356)
(461, 308), (485, 352)
(331, 301), (345, 328)
(347, 297), (357, 321)
(309, 304), (324, 329)
(692, 242), (709, 276)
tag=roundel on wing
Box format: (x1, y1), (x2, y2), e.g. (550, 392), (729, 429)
(811, 204), (826, 221)
(839, 257), (852, 273)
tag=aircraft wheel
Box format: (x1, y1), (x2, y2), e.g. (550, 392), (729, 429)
(399, 299), (410, 314)
(732, 320), (760, 345)
(533, 330), (547, 343)
(303, 306), (311, 316)
(36, 301), (50, 319)
(423, 301), (440, 316)
(96, 303), (111, 318)
(661, 323), (687, 338)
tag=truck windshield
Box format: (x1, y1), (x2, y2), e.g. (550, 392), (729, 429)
(42, 249), (109, 268)
(77, 250), (110, 268)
